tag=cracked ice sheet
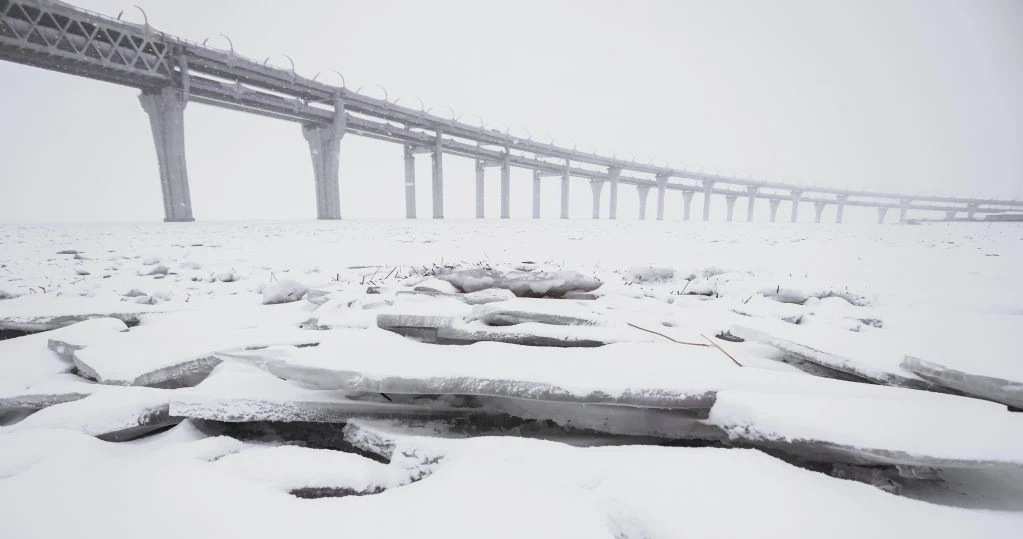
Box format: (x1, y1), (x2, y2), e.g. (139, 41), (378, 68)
(0, 374), (101, 416)
(730, 316), (930, 387)
(0, 318), (127, 394)
(170, 362), (473, 423)
(220, 329), (733, 407)
(71, 302), (322, 387)
(0, 429), (1021, 539)
(0, 294), (174, 332)
(219, 328), (880, 399)
(708, 389), (1023, 466)
(884, 310), (1023, 386)
(224, 329), (1023, 466)
(2, 386), (175, 440)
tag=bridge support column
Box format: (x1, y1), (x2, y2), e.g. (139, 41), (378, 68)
(814, 202), (827, 223)
(608, 166), (620, 219)
(746, 187), (758, 221)
(501, 153), (511, 219)
(140, 87), (194, 222)
(590, 180), (604, 219)
(835, 195), (848, 224)
(789, 190), (802, 223)
(655, 174), (668, 220)
(300, 97), (347, 220)
(945, 210), (956, 221)
(967, 203), (977, 220)
(560, 161), (570, 219)
(769, 199), (781, 222)
(702, 180), (715, 221)
(682, 190), (695, 221)
(877, 207), (889, 224)
(899, 199), (911, 224)
(474, 160), (485, 219)
(404, 146), (417, 219)
(637, 185), (651, 220)
(532, 170), (541, 219)
(431, 134), (444, 219)
(725, 195), (738, 221)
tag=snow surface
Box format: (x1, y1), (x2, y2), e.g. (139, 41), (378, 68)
(0, 426), (1021, 539)
(1, 220), (1022, 536)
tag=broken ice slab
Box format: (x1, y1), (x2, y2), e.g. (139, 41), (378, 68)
(223, 330), (1023, 467)
(708, 388), (1023, 468)
(472, 298), (608, 327)
(46, 318), (130, 361)
(436, 267), (602, 298)
(0, 294), (171, 332)
(170, 362), (482, 424)
(377, 295), (677, 346)
(461, 288), (517, 305)
(217, 331), (723, 412)
(0, 318), (128, 394)
(375, 296), (473, 340)
(435, 320), (661, 347)
(884, 311), (1023, 410)
(5, 386), (177, 441)
(730, 320), (937, 390)
(0, 375), (100, 418)
(337, 417), (676, 462)
(72, 324), (326, 388)
(902, 356), (1023, 410)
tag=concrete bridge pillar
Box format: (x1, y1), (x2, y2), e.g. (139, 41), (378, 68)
(560, 161), (571, 219)
(967, 203), (977, 220)
(877, 207), (889, 224)
(702, 180), (715, 221)
(725, 195), (738, 221)
(835, 195), (848, 224)
(789, 190), (802, 223)
(945, 210), (956, 221)
(655, 174), (668, 220)
(431, 132), (444, 219)
(590, 180), (604, 219)
(532, 170), (541, 219)
(608, 166), (620, 219)
(899, 199), (911, 224)
(682, 190), (695, 221)
(300, 97), (347, 220)
(404, 146), (417, 219)
(474, 160), (485, 219)
(501, 152), (511, 219)
(637, 185), (651, 220)
(140, 86), (194, 222)
(814, 202), (827, 223)
(769, 199), (781, 222)
(746, 187), (758, 221)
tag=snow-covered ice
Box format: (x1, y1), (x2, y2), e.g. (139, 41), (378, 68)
(1, 220), (1022, 537)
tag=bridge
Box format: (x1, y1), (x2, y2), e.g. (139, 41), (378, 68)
(2, 0), (1020, 224)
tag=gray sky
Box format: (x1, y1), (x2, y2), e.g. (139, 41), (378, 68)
(1, 0), (1020, 222)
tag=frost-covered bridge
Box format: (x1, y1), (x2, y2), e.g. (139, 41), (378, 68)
(2, 0), (1019, 223)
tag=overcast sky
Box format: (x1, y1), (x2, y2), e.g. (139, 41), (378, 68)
(1, 0), (1020, 223)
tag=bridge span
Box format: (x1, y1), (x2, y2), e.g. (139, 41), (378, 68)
(2, 0), (1019, 223)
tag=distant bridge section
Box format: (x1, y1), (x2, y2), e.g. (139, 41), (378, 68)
(2, 0), (1020, 223)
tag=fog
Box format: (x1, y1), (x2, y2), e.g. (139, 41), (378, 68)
(1, 0), (1020, 222)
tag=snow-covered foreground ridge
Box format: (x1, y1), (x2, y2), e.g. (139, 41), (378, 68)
(1, 220), (1022, 538)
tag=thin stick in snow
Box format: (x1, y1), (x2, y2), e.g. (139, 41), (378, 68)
(627, 322), (709, 347)
(701, 334), (743, 367)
